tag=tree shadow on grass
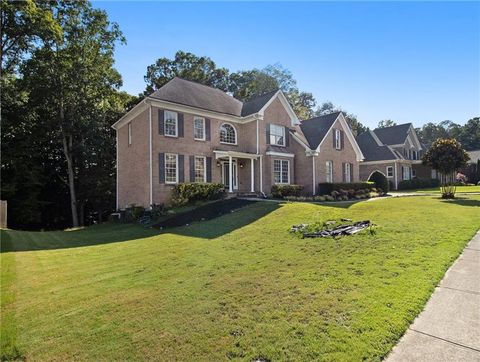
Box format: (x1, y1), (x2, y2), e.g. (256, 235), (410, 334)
(0, 201), (280, 252)
(440, 198), (480, 207)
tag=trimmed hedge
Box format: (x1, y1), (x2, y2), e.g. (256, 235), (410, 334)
(318, 182), (375, 195)
(172, 183), (225, 205)
(271, 184), (304, 198)
(368, 171), (389, 194)
(398, 178), (440, 190)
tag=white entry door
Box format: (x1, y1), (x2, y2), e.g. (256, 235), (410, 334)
(222, 161), (238, 190)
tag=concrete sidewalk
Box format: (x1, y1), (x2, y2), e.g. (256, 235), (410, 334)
(387, 230), (480, 361)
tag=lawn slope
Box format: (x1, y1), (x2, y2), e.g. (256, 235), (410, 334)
(1, 196), (479, 361)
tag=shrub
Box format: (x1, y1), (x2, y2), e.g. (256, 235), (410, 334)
(125, 205), (145, 223)
(150, 203), (167, 220)
(271, 184), (304, 198)
(318, 182), (375, 195)
(314, 196), (326, 202)
(397, 178), (440, 190)
(172, 183), (225, 205)
(284, 195), (312, 202)
(368, 171), (389, 195)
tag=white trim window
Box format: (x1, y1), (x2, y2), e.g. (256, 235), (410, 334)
(164, 110), (178, 137)
(194, 156), (206, 183)
(403, 166), (410, 180)
(165, 153), (178, 184)
(326, 160), (333, 183)
(386, 166), (394, 178)
(193, 117), (205, 141)
(344, 163), (351, 182)
(270, 124), (285, 146)
(128, 122), (132, 145)
(334, 129), (341, 150)
(273, 159), (289, 184)
(220, 123), (237, 144)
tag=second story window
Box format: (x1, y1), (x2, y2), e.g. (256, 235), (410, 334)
(220, 123), (237, 144)
(164, 110), (178, 137)
(269, 124), (285, 146)
(334, 129), (341, 150)
(194, 117), (205, 140)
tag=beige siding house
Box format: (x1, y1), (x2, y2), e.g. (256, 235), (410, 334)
(112, 78), (364, 209)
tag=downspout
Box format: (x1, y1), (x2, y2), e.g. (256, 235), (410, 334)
(116, 130), (119, 210)
(149, 104), (153, 207)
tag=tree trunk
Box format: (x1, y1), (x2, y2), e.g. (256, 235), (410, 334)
(62, 133), (79, 227)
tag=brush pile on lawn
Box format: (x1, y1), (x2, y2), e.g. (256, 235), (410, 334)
(291, 219), (375, 238)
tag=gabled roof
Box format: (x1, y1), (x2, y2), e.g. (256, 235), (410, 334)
(241, 90), (279, 116)
(373, 123), (412, 145)
(356, 130), (399, 161)
(299, 112), (342, 149)
(149, 77), (281, 118)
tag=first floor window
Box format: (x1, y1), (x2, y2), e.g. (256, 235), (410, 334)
(195, 156), (206, 182)
(344, 163), (351, 182)
(273, 159), (289, 184)
(165, 153), (178, 183)
(269, 124), (285, 146)
(326, 161), (333, 183)
(194, 117), (205, 140)
(164, 110), (178, 137)
(403, 166), (410, 180)
(386, 166), (394, 178)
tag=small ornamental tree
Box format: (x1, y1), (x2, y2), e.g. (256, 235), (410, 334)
(422, 138), (470, 198)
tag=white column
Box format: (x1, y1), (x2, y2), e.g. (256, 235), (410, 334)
(250, 158), (255, 192)
(259, 156), (263, 193)
(394, 162), (398, 190)
(229, 155), (233, 193)
(312, 156), (316, 196)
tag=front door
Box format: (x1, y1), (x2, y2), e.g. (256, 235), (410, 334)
(222, 161), (238, 190)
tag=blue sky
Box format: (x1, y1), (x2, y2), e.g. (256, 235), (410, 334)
(93, 1), (479, 128)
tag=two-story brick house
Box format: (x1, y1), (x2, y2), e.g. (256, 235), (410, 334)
(356, 123), (430, 189)
(112, 77), (364, 209)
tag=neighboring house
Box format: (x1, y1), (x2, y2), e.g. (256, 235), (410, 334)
(466, 150), (480, 164)
(112, 77), (363, 209)
(356, 123), (429, 189)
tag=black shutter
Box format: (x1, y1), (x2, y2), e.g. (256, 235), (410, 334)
(205, 118), (211, 141)
(178, 155), (184, 182)
(206, 157), (212, 182)
(189, 156), (195, 182)
(333, 129), (336, 148)
(178, 113), (184, 137)
(340, 130), (345, 150)
(350, 163), (354, 181)
(266, 123), (271, 144)
(159, 153), (165, 183)
(342, 162), (346, 182)
(401, 166), (404, 180)
(158, 110), (164, 135)
(285, 126), (290, 147)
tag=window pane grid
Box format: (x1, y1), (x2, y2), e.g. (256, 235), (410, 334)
(270, 124), (285, 146)
(194, 118), (205, 140)
(165, 154), (177, 183)
(274, 160), (289, 184)
(326, 161), (333, 183)
(194, 156), (205, 183)
(220, 123), (236, 144)
(164, 111), (177, 136)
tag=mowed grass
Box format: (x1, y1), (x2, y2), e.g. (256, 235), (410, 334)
(1, 196), (479, 361)
(396, 185), (480, 194)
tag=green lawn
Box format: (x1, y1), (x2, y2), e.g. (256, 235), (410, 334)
(1, 196), (479, 361)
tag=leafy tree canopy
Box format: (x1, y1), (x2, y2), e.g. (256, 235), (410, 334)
(377, 119), (397, 128)
(315, 101), (367, 136)
(422, 138), (470, 174)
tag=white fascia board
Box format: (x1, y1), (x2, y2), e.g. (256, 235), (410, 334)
(361, 160), (397, 165)
(409, 125), (423, 150)
(266, 151), (295, 158)
(258, 90), (300, 126)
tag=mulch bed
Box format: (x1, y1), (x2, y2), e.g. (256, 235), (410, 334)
(153, 198), (257, 229)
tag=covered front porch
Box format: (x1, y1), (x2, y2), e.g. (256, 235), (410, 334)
(213, 150), (261, 194)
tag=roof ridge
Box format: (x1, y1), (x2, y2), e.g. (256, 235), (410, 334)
(302, 111), (342, 123)
(373, 122), (412, 131)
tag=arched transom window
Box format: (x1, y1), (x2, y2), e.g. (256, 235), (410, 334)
(220, 123), (237, 144)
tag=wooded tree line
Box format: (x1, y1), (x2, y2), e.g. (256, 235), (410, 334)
(2, 1), (479, 229)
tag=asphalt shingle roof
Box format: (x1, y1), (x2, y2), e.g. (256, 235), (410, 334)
(356, 131), (398, 161)
(373, 123), (412, 145)
(299, 112), (341, 149)
(149, 77), (279, 117)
